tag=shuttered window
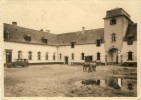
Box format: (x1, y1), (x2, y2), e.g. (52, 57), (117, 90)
(128, 51), (133, 60)
(81, 53), (85, 60)
(28, 51), (32, 60)
(97, 52), (101, 60)
(127, 37), (133, 45)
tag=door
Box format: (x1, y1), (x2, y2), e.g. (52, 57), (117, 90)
(64, 56), (68, 64)
(85, 56), (93, 62)
(116, 55), (118, 64)
(6, 51), (12, 63)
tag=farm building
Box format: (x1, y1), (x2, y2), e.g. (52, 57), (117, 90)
(3, 8), (137, 66)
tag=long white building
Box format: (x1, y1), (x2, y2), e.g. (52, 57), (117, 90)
(3, 8), (137, 66)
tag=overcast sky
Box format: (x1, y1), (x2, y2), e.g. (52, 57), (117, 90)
(2, 0), (140, 34)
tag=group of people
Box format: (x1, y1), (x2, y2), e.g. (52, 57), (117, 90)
(83, 61), (97, 72)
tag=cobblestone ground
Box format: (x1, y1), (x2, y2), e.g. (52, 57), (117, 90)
(4, 64), (137, 97)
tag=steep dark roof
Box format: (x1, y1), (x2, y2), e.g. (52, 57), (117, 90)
(104, 8), (130, 19)
(123, 23), (137, 41)
(4, 23), (58, 46)
(4, 23), (104, 46)
(103, 8), (133, 23)
(4, 22), (137, 46)
(57, 28), (104, 45)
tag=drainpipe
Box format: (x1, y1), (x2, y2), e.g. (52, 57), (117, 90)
(56, 43), (59, 63)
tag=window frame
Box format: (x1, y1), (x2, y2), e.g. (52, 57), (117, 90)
(96, 39), (101, 46)
(127, 37), (133, 45)
(45, 52), (49, 60)
(127, 51), (133, 60)
(25, 35), (31, 41)
(28, 51), (32, 60)
(110, 18), (116, 25)
(81, 53), (85, 60)
(53, 53), (56, 60)
(97, 52), (101, 60)
(59, 53), (62, 60)
(71, 42), (75, 48)
(37, 51), (41, 60)
(42, 37), (48, 43)
(18, 50), (22, 59)
(112, 33), (116, 42)
(71, 53), (74, 60)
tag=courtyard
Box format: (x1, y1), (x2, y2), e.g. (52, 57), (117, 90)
(4, 64), (137, 97)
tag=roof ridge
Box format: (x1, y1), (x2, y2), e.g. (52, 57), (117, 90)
(4, 23), (56, 35)
(57, 28), (104, 35)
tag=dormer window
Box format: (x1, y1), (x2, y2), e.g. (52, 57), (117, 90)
(71, 42), (75, 48)
(96, 39), (101, 46)
(110, 18), (116, 25)
(4, 30), (10, 40)
(127, 37), (133, 45)
(42, 37), (48, 43)
(25, 35), (31, 41)
(112, 33), (116, 42)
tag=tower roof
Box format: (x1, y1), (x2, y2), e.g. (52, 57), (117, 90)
(104, 8), (130, 18)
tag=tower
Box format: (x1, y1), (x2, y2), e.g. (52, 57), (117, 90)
(103, 8), (133, 64)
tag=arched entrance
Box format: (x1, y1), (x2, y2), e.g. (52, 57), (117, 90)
(108, 48), (118, 64)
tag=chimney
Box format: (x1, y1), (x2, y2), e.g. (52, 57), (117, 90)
(82, 27), (85, 34)
(40, 29), (44, 32)
(46, 30), (50, 33)
(12, 21), (17, 26)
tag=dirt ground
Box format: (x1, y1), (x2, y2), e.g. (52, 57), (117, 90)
(4, 64), (137, 97)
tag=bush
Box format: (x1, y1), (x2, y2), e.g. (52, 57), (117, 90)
(121, 62), (137, 67)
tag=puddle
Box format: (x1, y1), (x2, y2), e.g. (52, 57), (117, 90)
(74, 77), (137, 91)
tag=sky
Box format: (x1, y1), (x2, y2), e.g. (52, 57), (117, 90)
(1, 0), (140, 34)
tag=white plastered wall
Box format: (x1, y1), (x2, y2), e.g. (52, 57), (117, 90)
(4, 42), (57, 63)
(58, 43), (105, 64)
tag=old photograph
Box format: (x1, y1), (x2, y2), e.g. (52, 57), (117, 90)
(1, 0), (140, 98)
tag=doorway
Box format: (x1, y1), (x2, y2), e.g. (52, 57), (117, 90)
(64, 56), (69, 64)
(85, 56), (93, 62)
(116, 55), (118, 64)
(5, 50), (12, 63)
(108, 48), (118, 64)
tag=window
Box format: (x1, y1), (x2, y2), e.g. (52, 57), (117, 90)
(71, 42), (75, 48)
(110, 18), (116, 25)
(96, 39), (101, 46)
(97, 52), (101, 60)
(42, 37), (48, 43)
(37, 52), (41, 60)
(25, 35), (31, 41)
(81, 53), (85, 60)
(18, 50), (22, 59)
(45, 52), (48, 60)
(112, 33), (116, 42)
(128, 51), (133, 60)
(4, 30), (10, 39)
(120, 55), (123, 63)
(28, 51), (32, 60)
(59, 53), (62, 60)
(5, 50), (12, 63)
(72, 53), (74, 60)
(53, 53), (55, 60)
(127, 37), (133, 45)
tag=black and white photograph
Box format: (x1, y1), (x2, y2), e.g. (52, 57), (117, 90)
(1, 0), (140, 99)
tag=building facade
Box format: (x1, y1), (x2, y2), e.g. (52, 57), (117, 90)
(3, 8), (137, 65)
